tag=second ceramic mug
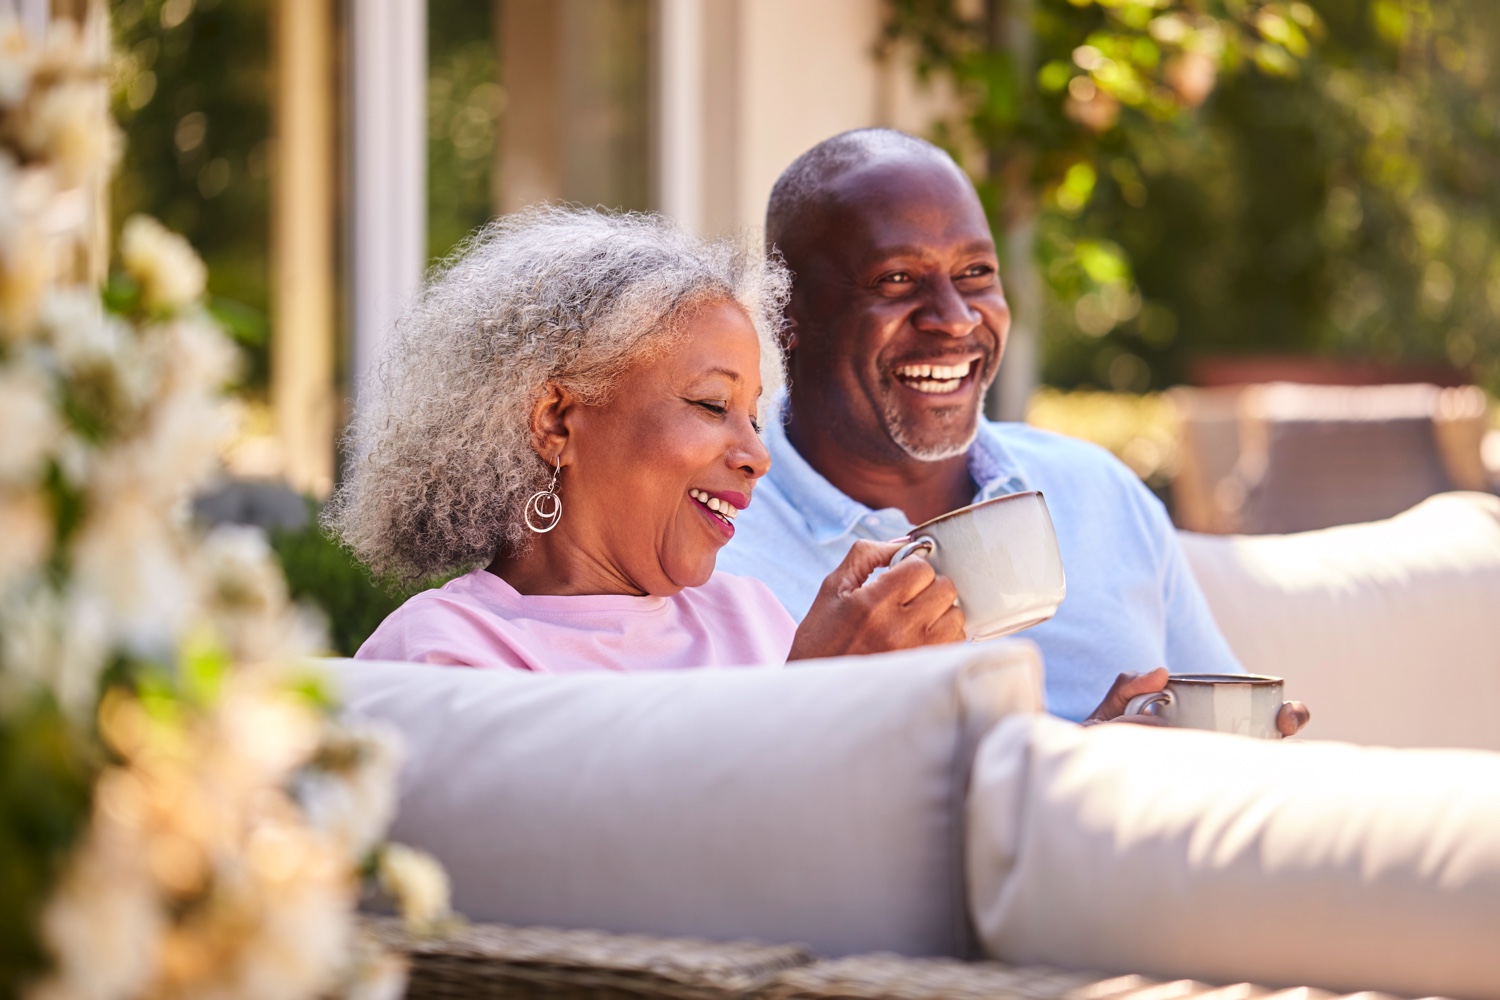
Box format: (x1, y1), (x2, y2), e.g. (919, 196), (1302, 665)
(1123, 673), (1286, 738)
(888, 490), (1067, 641)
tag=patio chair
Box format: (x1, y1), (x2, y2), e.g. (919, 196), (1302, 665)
(1169, 383), (1491, 534)
(362, 915), (1412, 1000)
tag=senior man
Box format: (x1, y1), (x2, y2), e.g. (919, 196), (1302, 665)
(720, 129), (1306, 731)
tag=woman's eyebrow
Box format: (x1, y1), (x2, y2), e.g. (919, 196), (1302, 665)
(700, 366), (742, 382)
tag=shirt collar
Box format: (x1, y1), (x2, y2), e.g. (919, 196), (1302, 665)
(761, 397), (1031, 544)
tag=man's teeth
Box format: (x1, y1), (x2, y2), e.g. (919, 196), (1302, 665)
(688, 488), (739, 523)
(893, 361), (972, 393)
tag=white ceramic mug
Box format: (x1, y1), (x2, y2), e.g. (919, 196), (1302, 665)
(1124, 673), (1286, 738)
(888, 490), (1066, 641)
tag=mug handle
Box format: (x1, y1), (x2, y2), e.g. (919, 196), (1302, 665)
(1124, 689), (1174, 718)
(889, 536), (937, 568)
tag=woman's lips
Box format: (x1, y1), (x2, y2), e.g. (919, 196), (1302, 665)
(687, 488), (747, 541)
(691, 497), (735, 540)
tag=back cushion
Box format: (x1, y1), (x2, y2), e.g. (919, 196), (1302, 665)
(327, 641), (1043, 958)
(1180, 491), (1500, 750)
(968, 715), (1500, 998)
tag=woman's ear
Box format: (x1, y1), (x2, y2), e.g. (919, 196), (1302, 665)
(528, 383), (576, 465)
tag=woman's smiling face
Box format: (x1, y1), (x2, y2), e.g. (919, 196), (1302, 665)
(554, 298), (770, 595)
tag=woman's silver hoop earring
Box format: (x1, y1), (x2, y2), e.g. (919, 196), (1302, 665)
(524, 455), (563, 533)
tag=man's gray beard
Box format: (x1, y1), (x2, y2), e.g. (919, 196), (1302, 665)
(881, 393), (983, 462)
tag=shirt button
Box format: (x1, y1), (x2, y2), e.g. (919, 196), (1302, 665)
(864, 516), (880, 527)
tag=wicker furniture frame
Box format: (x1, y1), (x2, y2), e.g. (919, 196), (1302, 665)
(365, 918), (1421, 1000)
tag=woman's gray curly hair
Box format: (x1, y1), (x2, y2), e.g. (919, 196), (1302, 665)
(324, 206), (791, 584)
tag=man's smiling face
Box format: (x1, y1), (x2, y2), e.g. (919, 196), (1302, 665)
(783, 153), (1011, 463)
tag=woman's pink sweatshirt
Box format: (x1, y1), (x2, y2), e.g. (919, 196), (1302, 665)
(355, 567), (796, 673)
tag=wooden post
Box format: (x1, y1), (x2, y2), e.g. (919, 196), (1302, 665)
(270, 0), (336, 497)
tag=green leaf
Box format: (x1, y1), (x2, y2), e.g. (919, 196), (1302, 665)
(1039, 60), (1075, 93)
(101, 272), (142, 317)
(0, 693), (96, 991)
(1057, 162), (1099, 215)
(1076, 239), (1132, 285)
(1372, 0), (1408, 45)
(206, 295), (268, 349)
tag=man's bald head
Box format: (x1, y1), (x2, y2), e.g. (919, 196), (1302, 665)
(765, 128), (968, 262)
(762, 129), (1007, 470)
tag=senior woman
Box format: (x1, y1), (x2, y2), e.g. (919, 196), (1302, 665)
(327, 207), (963, 672)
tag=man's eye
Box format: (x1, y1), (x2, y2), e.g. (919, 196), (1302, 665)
(959, 264), (996, 280)
(880, 272), (913, 285)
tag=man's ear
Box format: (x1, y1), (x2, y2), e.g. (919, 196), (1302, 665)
(528, 382), (576, 465)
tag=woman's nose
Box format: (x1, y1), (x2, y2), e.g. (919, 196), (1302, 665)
(734, 419), (771, 479)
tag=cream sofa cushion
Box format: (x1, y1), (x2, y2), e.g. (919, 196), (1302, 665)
(968, 715), (1500, 998)
(1180, 491), (1500, 749)
(326, 640), (1043, 958)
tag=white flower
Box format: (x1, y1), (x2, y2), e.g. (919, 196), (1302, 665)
(0, 155), (63, 342)
(197, 526), (330, 664)
(17, 78), (117, 187)
(30, 819), (163, 1000)
(200, 526), (283, 612)
(0, 16), (36, 106)
(52, 429), (91, 487)
(123, 389), (233, 506)
(154, 314), (239, 393)
(121, 215), (206, 312)
(218, 683), (324, 788)
(342, 936), (409, 1000)
(69, 493), (195, 661)
(0, 582), (110, 713)
(0, 486), (50, 588)
(43, 290), (155, 429)
(35, 17), (99, 81)
(223, 820), (354, 1000)
(297, 722), (402, 859)
(378, 844), (451, 934)
(0, 363), (57, 482)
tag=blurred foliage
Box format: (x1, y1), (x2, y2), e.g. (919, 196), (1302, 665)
(111, 0), (271, 389)
(112, 0), (504, 384)
(428, 0), (498, 264)
(885, 0), (1301, 226)
(0, 696), (94, 995)
(1026, 387), (1180, 490)
(269, 505), (428, 658)
(884, 0), (1500, 396)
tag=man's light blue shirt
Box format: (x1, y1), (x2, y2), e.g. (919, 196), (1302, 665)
(717, 409), (1243, 721)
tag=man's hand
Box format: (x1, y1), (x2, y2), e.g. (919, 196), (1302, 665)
(1083, 666), (1313, 736)
(788, 539), (965, 660)
(1082, 668), (1171, 727)
(1275, 700), (1311, 736)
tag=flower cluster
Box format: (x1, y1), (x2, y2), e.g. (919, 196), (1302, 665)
(33, 673), (405, 1000)
(0, 10), (448, 998)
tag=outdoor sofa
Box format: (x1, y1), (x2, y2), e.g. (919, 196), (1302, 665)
(328, 491), (1500, 1000)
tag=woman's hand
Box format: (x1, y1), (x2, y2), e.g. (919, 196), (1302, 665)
(788, 539), (966, 661)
